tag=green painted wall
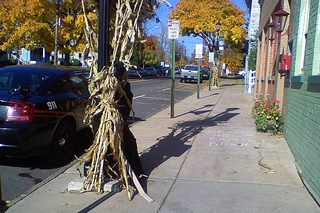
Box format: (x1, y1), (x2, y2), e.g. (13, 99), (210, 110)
(284, 0), (320, 200)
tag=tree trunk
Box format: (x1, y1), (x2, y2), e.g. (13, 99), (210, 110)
(64, 52), (70, 66)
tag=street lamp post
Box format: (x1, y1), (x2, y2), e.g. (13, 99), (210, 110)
(54, 0), (62, 66)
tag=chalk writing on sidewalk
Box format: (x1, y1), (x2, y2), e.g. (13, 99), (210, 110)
(208, 139), (279, 148)
(196, 150), (290, 157)
(204, 130), (279, 148)
(205, 130), (256, 138)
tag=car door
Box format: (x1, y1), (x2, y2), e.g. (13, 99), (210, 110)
(63, 72), (89, 129)
(47, 72), (89, 130)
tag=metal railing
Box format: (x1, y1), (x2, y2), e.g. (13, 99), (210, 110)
(245, 70), (256, 94)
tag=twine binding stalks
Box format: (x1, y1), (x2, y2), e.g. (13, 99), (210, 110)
(76, 0), (153, 202)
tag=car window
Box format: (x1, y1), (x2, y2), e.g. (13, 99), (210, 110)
(0, 71), (10, 89)
(184, 66), (198, 71)
(47, 73), (88, 95)
(0, 69), (51, 92)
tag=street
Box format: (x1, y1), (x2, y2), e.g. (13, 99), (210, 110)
(1, 76), (209, 203)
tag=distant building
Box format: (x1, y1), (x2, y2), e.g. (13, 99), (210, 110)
(19, 48), (51, 64)
(245, 0), (260, 72)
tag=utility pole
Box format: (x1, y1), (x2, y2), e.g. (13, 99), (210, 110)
(54, 0), (61, 66)
(168, 20), (180, 118)
(195, 44), (203, 99)
(170, 39), (176, 118)
(98, 0), (110, 71)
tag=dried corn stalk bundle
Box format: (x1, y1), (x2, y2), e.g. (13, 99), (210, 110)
(77, 0), (153, 201)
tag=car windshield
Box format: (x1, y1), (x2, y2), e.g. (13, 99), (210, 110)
(184, 66), (198, 71)
(0, 68), (54, 92)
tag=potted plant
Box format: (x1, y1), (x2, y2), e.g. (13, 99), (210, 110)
(252, 94), (284, 134)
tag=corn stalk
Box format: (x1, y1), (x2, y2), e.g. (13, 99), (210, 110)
(77, 0), (149, 201)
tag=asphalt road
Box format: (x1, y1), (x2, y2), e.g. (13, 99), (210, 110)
(0, 75), (209, 204)
(129, 75), (208, 122)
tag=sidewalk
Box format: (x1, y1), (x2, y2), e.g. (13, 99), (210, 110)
(4, 80), (320, 213)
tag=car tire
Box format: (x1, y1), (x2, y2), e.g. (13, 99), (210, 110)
(46, 119), (76, 164)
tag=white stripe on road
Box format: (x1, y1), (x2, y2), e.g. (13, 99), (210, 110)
(133, 94), (146, 100)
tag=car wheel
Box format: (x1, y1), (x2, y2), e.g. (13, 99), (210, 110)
(46, 119), (76, 164)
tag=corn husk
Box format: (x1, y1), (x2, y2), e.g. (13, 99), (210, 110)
(76, 0), (149, 201)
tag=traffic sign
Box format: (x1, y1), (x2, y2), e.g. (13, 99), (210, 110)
(168, 20), (180, 40)
(209, 52), (215, 62)
(195, 44), (203, 59)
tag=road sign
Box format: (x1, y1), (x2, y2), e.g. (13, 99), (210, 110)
(218, 36), (225, 51)
(168, 20), (180, 40)
(209, 52), (215, 62)
(195, 44), (203, 59)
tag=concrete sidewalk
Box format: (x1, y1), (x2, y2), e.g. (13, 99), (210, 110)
(4, 80), (320, 213)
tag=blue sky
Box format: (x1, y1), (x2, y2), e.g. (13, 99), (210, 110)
(146, 0), (248, 57)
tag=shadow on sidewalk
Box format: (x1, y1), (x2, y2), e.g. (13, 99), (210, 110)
(174, 104), (216, 119)
(140, 107), (240, 176)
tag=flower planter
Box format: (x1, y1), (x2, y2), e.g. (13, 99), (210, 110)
(266, 120), (275, 132)
(252, 95), (284, 134)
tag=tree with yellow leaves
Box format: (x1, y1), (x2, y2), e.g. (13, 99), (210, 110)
(0, 0), (160, 65)
(0, 0), (97, 64)
(171, 0), (246, 51)
(222, 48), (245, 72)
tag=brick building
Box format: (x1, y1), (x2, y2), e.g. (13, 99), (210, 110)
(284, 0), (320, 202)
(254, 0), (319, 202)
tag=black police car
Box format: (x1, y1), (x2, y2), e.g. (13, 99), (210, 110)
(0, 65), (90, 163)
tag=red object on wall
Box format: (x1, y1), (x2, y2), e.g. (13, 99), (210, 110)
(281, 54), (291, 70)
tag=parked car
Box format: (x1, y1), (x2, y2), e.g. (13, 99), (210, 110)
(153, 65), (167, 76)
(238, 70), (246, 76)
(175, 67), (182, 75)
(136, 67), (147, 76)
(201, 66), (210, 80)
(165, 67), (172, 75)
(144, 67), (157, 76)
(128, 67), (146, 77)
(0, 65), (90, 163)
(128, 67), (140, 77)
(70, 58), (82, 66)
(180, 65), (203, 83)
(128, 69), (140, 77)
